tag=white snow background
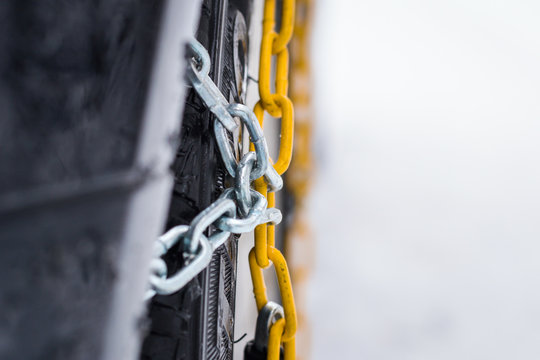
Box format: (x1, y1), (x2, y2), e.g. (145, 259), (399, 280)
(309, 0), (540, 359)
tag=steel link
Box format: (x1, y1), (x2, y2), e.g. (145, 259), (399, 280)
(186, 40), (238, 132)
(208, 227), (233, 250)
(214, 102), (276, 183)
(215, 188), (282, 234)
(149, 258), (167, 279)
(235, 152), (257, 216)
(264, 164), (284, 193)
(213, 120), (239, 177)
(157, 225), (191, 254)
(146, 38), (285, 303)
(228, 103), (269, 180)
(150, 233), (213, 296)
(144, 259), (168, 300)
(183, 196), (236, 254)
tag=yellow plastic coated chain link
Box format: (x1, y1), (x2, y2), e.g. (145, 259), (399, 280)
(253, 99), (294, 175)
(248, 0), (300, 358)
(268, 318), (285, 359)
(258, 0), (295, 116)
(248, 247), (297, 340)
(268, 318), (296, 360)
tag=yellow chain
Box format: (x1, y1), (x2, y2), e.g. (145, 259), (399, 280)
(249, 0), (298, 359)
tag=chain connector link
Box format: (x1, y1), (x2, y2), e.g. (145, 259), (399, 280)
(146, 225), (212, 298)
(216, 188), (282, 234)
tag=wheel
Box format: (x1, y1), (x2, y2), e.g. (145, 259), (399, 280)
(0, 1), (200, 359)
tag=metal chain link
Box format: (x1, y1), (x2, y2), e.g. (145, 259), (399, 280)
(145, 39), (283, 301)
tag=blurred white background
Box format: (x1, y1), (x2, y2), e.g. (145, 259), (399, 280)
(308, 0), (540, 359)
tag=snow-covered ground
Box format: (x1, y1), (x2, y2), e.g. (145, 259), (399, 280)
(309, 1), (540, 359)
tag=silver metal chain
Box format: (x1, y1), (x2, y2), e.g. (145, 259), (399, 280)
(145, 39), (282, 300)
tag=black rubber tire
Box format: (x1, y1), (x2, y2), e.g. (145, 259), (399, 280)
(0, 1), (180, 359)
(140, 0), (252, 359)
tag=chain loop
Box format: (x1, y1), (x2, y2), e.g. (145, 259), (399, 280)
(235, 152), (256, 216)
(249, 246), (297, 342)
(214, 103), (270, 180)
(270, 0), (296, 54)
(184, 196), (236, 254)
(150, 233), (213, 296)
(253, 97), (294, 176)
(186, 41), (237, 132)
(215, 188), (282, 233)
(259, 0), (296, 115)
(146, 225), (212, 298)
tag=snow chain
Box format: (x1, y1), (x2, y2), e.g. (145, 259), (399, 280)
(145, 1), (303, 359)
(145, 39), (283, 300)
